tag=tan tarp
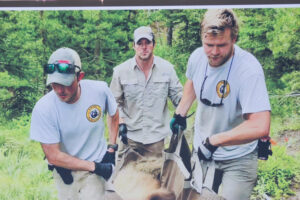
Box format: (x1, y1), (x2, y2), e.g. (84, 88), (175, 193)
(109, 128), (224, 200)
(160, 128), (224, 200)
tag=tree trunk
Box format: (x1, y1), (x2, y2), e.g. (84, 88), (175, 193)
(167, 24), (173, 47)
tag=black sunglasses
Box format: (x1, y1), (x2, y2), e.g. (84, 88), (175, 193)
(44, 63), (80, 74)
(200, 76), (227, 107)
(200, 53), (234, 107)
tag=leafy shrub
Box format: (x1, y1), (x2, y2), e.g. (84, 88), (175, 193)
(267, 71), (300, 118)
(154, 43), (189, 84)
(280, 71), (300, 94)
(252, 146), (300, 199)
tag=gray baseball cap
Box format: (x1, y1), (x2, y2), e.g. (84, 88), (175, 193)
(134, 26), (154, 44)
(46, 47), (81, 86)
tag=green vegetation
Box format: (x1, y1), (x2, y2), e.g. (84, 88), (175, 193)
(0, 8), (299, 199)
(251, 70), (300, 199)
(250, 69), (300, 199)
(0, 116), (57, 199)
(252, 146), (300, 199)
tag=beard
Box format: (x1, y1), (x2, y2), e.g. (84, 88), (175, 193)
(208, 46), (234, 67)
(138, 51), (153, 61)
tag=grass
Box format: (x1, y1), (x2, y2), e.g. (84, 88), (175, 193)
(270, 114), (300, 137)
(0, 116), (57, 200)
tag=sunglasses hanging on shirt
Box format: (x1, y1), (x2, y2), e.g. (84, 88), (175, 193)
(200, 53), (235, 107)
(44, 63), (80, 74)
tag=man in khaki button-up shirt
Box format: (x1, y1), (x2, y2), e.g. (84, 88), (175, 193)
(110, 26), (182, 159)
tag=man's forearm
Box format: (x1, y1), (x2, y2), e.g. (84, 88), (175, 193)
(119, 117), (124, 124)
(107, 110), (119, 145)
(169, 68), (183, 107)
(210, 111), (271, 146)
(41, 143), (95, 171)
(176, 80), (196, 116)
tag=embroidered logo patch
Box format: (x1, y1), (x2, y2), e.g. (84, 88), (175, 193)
(86, 105), (102, 122)
(216, 80), (230, 98)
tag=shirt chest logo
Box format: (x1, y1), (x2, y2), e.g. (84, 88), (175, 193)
(86, 105), (102, 122)
(216, 80), (230, 98)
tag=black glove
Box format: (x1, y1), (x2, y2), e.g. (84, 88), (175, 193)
(119, 123), (128, 145)
(48, 165), (73, 185)
(258, 138), (272, 160)
(101, 151), (116, 165)
(92, 162), (113, 181)
(198, 137), (218, 161)
(170, 113), (186, 134)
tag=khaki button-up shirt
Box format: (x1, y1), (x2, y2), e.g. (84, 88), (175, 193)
(110, 56), (183, 144)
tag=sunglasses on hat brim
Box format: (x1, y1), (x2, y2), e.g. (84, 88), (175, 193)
(44, 63), (80, 74)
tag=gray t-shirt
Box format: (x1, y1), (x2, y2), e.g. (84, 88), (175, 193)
(186, 45), (271, 160)
(30, 80), (117, 162)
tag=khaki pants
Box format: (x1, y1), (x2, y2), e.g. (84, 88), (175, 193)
(53, 170), (106, 200)
(202, 150), (258, 200)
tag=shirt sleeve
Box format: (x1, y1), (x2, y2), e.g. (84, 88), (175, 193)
(168, 67), (183, 107)
(239, 74), (271, 114)
(102, 82), (117, 117)
(30, 102), (60, 144)
(186, 50), (198, 81)
(110, 68), (126, 118)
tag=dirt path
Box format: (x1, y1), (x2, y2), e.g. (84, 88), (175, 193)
(274, 130), (300, 156)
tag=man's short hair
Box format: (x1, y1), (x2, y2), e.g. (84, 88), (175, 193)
(201, 9), (239, 40)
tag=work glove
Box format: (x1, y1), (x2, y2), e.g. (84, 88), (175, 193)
(101, 151), (116, 165)
(170, 113), (186, 134)
(119, 123), (128, 145)
(257, 137), (272, 160)
(48, 165), (73, 185)
(198, 137), (218, 161)
(92, 162), (113, 181)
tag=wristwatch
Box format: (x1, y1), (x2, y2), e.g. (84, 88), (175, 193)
(107, 144), (118, 151)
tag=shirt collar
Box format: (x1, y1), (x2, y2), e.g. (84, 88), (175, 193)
(131, 56), (157, 70)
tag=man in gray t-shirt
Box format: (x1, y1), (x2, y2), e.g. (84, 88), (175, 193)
(30, 47), (119, 200)
(170, 9), (271, 200)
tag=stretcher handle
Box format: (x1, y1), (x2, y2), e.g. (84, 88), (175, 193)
(166, 125), (184, 153)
